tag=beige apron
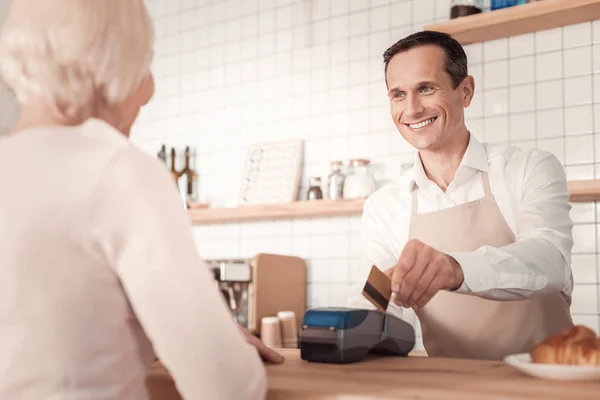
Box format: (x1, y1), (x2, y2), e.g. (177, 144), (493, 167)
(409, 171), (573, 360)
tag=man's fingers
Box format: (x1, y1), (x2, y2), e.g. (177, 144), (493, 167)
(414, 273), (446, 309)
(406, 252), (445, 307)
(406, 262), (437, 307)
(394, 249), (428, 307)
(392, 239), (421, 290)
(394, 241), (434, 307)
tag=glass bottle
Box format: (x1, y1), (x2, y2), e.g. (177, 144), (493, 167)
(157, 144), (167, 165)
(327, 161), (345, 201)
(178, 146), (199, 207)
(307, 177), (323, 201)
(175, 147), (199, 208)
(343, 159), (377, 199)
(187, 148), (199, 205)
(169, 148), (180, 183)
(450, 0), (484, 19)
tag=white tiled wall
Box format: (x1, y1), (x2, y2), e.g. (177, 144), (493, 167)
(133, 0), (600, 345)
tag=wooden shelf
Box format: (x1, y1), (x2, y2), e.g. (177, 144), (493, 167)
(188, 198), (366, 224)
(424, 0), (600, 45)
(568, 179), (600, 202)
(188, 179), (600, 225)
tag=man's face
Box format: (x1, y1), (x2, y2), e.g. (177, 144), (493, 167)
(385, 45), (473, 152)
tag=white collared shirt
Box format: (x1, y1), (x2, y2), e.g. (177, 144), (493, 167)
(347, 134), (574, 314)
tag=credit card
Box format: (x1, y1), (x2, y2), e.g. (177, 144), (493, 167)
(361, 265), (392, 312)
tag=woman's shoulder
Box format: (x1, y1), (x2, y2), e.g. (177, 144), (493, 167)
(78, 118), (133, 148)
(49, 118), (171, 194)
(79, 118), (163, 173)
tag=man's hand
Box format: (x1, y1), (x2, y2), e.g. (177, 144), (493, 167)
(384, 239), (464, 309)
(239, 325), (285, 364)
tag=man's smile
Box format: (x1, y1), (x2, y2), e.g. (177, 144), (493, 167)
(403, 116), (438, 130)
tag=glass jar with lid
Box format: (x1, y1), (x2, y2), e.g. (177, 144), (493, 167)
(450, 0), (484, 19)
(327, 161), (345, 201)
(343, 159), (377, 199)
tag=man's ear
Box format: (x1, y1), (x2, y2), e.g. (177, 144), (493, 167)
(461, 75), (475, 107)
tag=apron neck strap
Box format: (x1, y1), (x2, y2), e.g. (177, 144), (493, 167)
(410, 171), (491, 216)
(481, 171), (491, 196)
(411, 184), (418, 216)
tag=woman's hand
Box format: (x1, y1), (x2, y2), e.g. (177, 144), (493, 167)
(239, 326), (285, 364)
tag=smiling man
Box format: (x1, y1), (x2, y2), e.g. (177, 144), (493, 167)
(346, 31), (575, 360)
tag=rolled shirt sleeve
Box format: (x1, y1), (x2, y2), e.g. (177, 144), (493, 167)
(451, 152), (574, 301)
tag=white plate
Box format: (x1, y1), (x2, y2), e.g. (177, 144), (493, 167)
(504, 353), (600, 381)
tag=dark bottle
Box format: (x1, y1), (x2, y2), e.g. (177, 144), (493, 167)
(179, 146), (199, 207)
(307, 177), (323, 201)
(157, 144), (167, 164)
(170, 148), (181, 183)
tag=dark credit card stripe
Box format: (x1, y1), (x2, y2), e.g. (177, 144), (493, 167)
(363, 282), (389, 310)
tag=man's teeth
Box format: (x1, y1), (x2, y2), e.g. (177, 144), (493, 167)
(409, 117), (436, 129)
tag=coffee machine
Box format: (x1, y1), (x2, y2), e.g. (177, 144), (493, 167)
(208, 253), (307, 335)
(211, 260), (252, 328)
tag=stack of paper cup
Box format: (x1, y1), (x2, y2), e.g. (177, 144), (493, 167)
(260, 316), (282, 348)
(277, 311), (298, 348)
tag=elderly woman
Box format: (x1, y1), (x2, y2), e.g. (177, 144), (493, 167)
(0, 1), (282, 399)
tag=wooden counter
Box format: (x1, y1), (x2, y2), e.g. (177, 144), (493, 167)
(146, 349), (600, 399)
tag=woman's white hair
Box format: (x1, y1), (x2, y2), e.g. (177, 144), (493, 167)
(0, 0), (154, 117)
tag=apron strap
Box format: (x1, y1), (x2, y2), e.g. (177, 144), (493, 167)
(481, 172), (491, 196)
(411, 185), (418, 215)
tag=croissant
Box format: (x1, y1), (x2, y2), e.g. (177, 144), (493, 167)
(563, 338), (600, 366)
(530, 325), (600, 366)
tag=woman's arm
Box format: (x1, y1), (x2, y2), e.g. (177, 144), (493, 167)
(91, 146), (269, 400)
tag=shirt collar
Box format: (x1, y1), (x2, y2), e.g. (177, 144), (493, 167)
(408, 133), (489, 191)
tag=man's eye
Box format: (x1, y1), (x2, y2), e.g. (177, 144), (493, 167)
(419, 86), (433, 94)
(393, 92), (405, 99)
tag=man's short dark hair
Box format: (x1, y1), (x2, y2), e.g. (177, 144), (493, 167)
(383, 31), (468, 89)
